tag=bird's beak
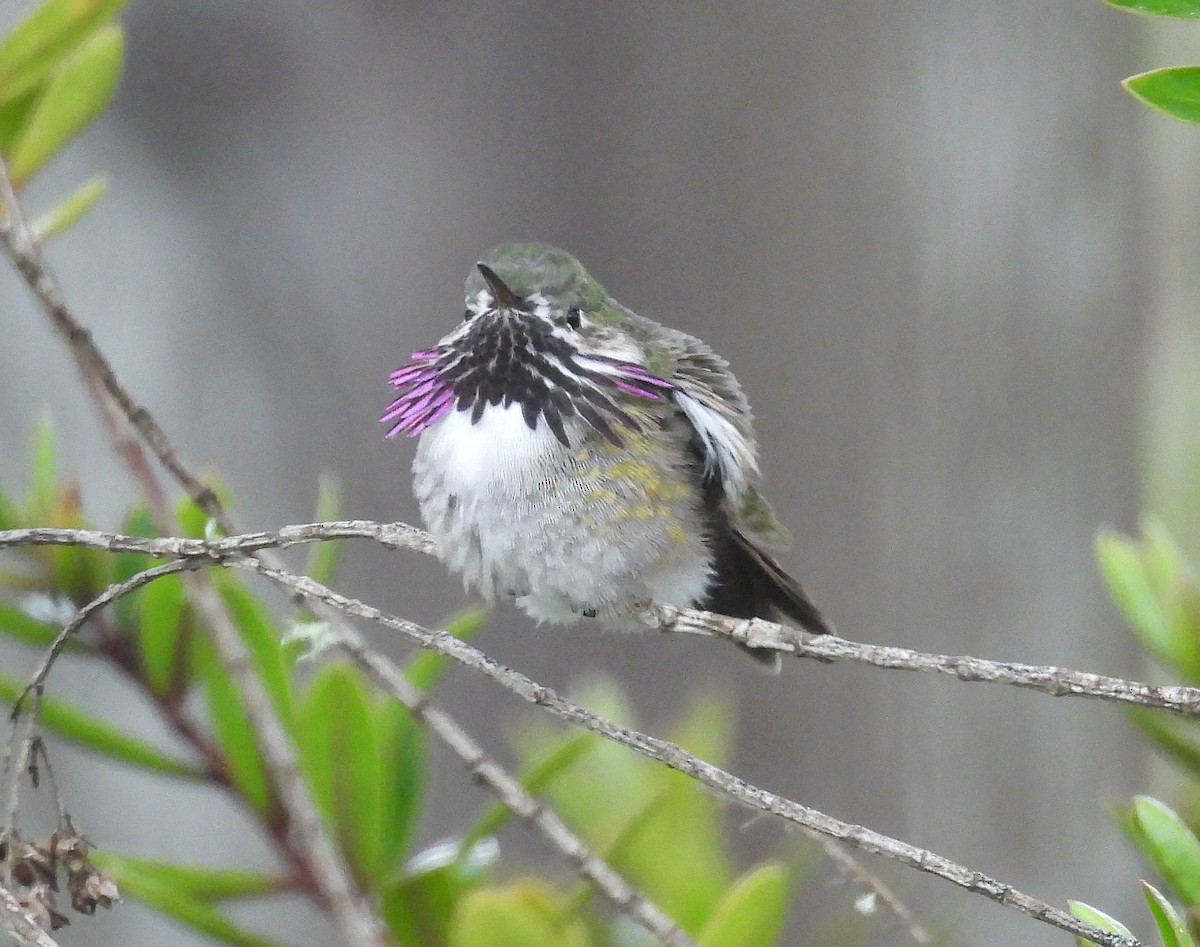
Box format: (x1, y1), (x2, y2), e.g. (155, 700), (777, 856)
(476, 263), (524, 310)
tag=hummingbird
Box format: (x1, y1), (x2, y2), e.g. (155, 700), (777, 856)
(382, 243), (831, 669)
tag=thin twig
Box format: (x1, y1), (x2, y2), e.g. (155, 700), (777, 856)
(0, 880), (62, 947)
(0, 161), (388, 947)
(7, 523), (1200, 719)
(225, 557), (1142, 947)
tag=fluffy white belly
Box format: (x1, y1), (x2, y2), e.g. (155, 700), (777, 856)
(412, 403), (711, 622)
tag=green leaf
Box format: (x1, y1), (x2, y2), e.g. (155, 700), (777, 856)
(0, 86), (39, 153)
(194, 630), (271, 810)
(214, 574), (294, 722)
(27, 412), (58, 520)
(1068, 900), (1135, 947)
(0, 600), (70, 648)
(1133, 796), (1200, 906)
(103, 860), (288, 947)
(463, 731), (595, 855)
(382, 864), (460, 947)
(1125, 68), (1200, 126)
(8, 23), (123, 184)
(298, 662), (385, 884)
(377, 693), (425, 875)
(1096, 528), (1200, 678)
(1131, 707), (1200, 779)
(449, 885), (587, 947)
(31, 175), (107, 241)
(0, 0), (126, 105)
(698, 863), (789, 947)
(306, 473), (342, 589)
(92, 853), (286, 902)
(0, 479), (19, 531)
(0, 673), (203, 778)
(137, 572), (189, 696)
(404, 609), (487, 692)
(111, 503), (158, 630)
(1144, 881), (1196, 947)
(1105, 0), (1200, 17)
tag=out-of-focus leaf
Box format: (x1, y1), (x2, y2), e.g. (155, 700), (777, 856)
(0, 673), (202, 778)
(1125, 68), (1200, 126)
(377, 692), (425, 874)
(0, 0), (126, 105)
(298, 661), (384, 884)
(0, 83), (39, 152)
(403, 609), (487, 692)
(1105, 0), (1200, 15)
(1144, 881), (1196, 947)
(8, 24), (123, 184)
(111, 503), (158, 630)
(0, 479), (19, 531)
(92, 853), (286, 902)
(31, 175), (107, 242)
(214, 574), (293, 724)
(0, 601), (74, 649)
(697, 862), (789, 947)
(194, 630), (271, 811)
(382, 864), (459, 947)
(464, 731), (595, 854)
(305, 473), (342, 589)
(105, 861), (287, 947)
(1096, 527), (1200, 679)
(1133, 795), (1200, 905)
(27, 413), (57, 520)
(1068, 900), (1135, 947)
(1131, 707), (1200, 779)
(448, 884), (588, 947)
(137, 572), (189, 696)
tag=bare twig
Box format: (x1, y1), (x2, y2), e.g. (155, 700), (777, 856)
(0, 162), (388, 947)
(0, 880), (62, 947)
(224, 558), (1141, 947)
(8, 523), (1200, 719)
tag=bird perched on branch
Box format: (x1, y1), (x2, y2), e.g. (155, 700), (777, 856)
(384, 243), (831, 669)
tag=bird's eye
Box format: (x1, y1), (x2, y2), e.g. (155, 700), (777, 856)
(565, 307), (582, 329)
(463, 309), (472, 322)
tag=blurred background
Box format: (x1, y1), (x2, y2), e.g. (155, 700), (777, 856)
(2, 0), (1198, 943)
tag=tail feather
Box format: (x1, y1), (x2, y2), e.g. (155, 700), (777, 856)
(702, 523), (832, 671)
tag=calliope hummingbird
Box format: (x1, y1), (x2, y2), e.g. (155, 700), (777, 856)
(383, 243), (831, 668)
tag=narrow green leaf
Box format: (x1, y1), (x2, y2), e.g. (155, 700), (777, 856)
(1144, 881), (1195, 947)
(1068, 900), (1135, 947)
(306, 473), (342, 588)
(0, 86), (39, 153)
(298, 662), (385, 884)
(111, 503), (158, 630)
(104, 861), (288, 947)
(137, 573), (189, 695)
(403, 609), (487, 692)
(382, 865), (459, 947)
(377, 695), (425, 874)
(1133, 796), (1200, 905)
(698, 863), (789, 947)
(1125, 68), (1200, 126)
(1104, 0), (1200, 17)
(448, 886), (585, 947)
(9, 24), (123, 184)
(1131, 707), (1200, 778)
(28, 412), (58, 520)
(0, 0), (126, 104)
(0, 600), (72, 649)
(91, 853), (287, 902)
(31, 175), (107, 241)
(0, 480), (19, 531)
(194, 630), (271, 810)
(213, 574), (294, 726)
(0, 673), (203, 778)
(464, 731), (595, 854)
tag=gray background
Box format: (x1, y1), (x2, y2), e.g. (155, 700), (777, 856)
(0, 0), (1182, 943)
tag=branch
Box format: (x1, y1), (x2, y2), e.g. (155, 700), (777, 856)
(0, 881), (61, 947)
(0, 162), (387, 947)
(224, 557), (1141, 947)
(8, 523), (1200, 719)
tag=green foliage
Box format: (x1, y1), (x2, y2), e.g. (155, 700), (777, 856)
(1083, 522), (1200, 943)
(1104, 0), (1200, 124)
(0, 425), (817, 947)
